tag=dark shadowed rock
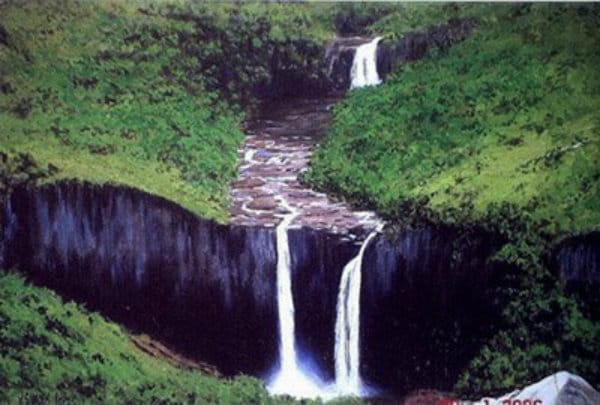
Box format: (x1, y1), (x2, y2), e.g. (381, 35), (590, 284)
(0, 181), (508, 394)
(377, 19), (478, 80)
(0, 24), (9, 47)
(556, 375), (600, 405)
(555, 232), (600, 283)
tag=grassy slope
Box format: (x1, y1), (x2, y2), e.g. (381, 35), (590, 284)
(0, 1), (340, 223)
(307, 4), (600, 235)
(0, 1), (243, 221)
(0, 271), (364, 404)
(0, 1), (351, 221)
(0, 272), (274, 404)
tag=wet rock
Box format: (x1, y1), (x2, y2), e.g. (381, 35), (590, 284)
(231, 178), (265, 188)
(229, 97), (381, 235)
(246, 197), (279, 211)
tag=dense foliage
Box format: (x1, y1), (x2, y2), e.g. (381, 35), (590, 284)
(307, 3), (600, 394)
(307, 4), (600, 235)
(0, 272), (269, 404)
(456, 205), (600, 396)
(0, 1), (342, 220)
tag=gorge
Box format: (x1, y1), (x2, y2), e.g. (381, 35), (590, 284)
(1, 5), (599, 403)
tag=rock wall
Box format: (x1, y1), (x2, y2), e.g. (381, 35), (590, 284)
(0, 182), (279, 376)
(555, 232), (600, 284)
(376, 19), (478, 81)
(360, 226), (500, 394)
(6, 183), (594, 395)
(289, 228), (359, 380)
(554, 232), (600, 320)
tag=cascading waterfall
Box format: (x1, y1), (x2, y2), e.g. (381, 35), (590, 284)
(334, 228), (381, 396)
(350, 37), (382, 89)
(267, 198), (328, 399)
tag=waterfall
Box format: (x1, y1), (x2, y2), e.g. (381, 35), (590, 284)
(334, 229), (380, 395)
(267, 199), (328, 399)
(350, 37), (382, 89)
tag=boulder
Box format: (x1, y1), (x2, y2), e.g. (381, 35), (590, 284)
(477, 372), (600, 405)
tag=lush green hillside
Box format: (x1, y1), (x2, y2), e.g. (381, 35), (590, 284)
(0, 1), (341, 221)
(0, 272), (268, 404)
(307, 4), (600, 235)
(306, 3), (600, 395)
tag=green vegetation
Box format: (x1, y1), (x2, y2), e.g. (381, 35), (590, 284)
(0, 1), (341, 221)
(453, 206), (600, 396)
(306, 3), (600, 394)
(0, 272), (364, 405)
(307, 4), (600, 235)
(2, 0), (599, 400)
(0, 1), (245, 220)
(0, 271), (269, 404)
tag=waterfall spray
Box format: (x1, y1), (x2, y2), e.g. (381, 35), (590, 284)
(334, 227), (382, 395)
(350, 37), (382, 89)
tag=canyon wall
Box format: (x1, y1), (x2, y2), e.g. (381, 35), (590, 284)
(1, 182), (279, 376)
(1, 183), (596, 393)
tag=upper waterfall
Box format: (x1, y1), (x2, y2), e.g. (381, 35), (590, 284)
(350, 37), (382, 89)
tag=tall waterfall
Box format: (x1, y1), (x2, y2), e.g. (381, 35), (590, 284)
(267, 199), (327, 399)
(334, 229), (380, 395)
(350, 37), (382, 89)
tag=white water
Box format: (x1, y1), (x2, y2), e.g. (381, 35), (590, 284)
(267, 199), (332, 399)
(350, 37), (382, 89)
(334, 228), (381, 396)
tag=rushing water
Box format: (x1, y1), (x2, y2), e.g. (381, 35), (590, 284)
(267, 198), (330, 399)
(334, 229), (380, 396)
(244, 37), (385, 399)
(350, 37), (382, 89)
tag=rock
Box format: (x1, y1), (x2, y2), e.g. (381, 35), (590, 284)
(477, 372), (600, 405)
(554, 232), (600, 283)
(231, 178), (265, 188)
(557, 377), (600, 405)
(377, 19), (477, 80)
(246, 197), (279, 211)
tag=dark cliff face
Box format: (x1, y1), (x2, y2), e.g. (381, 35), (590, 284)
(360, 226), (501, 395)
(325, 37), (370, 92)
(8, 183), (595, 395)
(376, 19), (477, 81)
(554, 232), (600, 320)
(1, 182), (279, 376)
(555, 232), (600, 284)
(289, 228), (360, 380)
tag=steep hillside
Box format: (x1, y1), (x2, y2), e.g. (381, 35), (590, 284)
(0, 1), (339, 221)
(307, 4), (600, 235)
(0, 272), (271, 404)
